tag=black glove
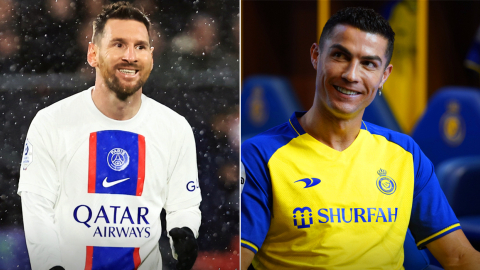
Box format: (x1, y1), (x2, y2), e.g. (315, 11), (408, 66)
(50, 267), (65, 270)
(169, 227), (198, 270)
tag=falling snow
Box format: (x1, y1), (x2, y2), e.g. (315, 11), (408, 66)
(0, 0), (239, 269)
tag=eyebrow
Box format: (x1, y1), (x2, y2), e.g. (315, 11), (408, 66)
(109, 37), (150, 47)
(329, 43), (383, 65)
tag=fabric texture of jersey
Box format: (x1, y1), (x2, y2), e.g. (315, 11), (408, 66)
(241, 112), (460, 270)
(18, 88), (202, 270)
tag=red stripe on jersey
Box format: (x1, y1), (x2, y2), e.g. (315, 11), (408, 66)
(136, 135), (146, 196)
(133, 247), (141, 269)
(84, 246), (93, 270)
(88, 133), (97, 193)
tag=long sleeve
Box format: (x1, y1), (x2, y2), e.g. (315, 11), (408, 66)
(21, 191), (63, 270)
(163, 118), (202, 258)
(18, 111), (63, 269)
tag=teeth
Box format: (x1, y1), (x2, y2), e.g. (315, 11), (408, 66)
(335, 86), (357, 95)
(119, 69), (135, 75)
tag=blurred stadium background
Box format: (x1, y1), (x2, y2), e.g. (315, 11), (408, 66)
(0, 0), (239, 269)
(242, 1), (480, 269)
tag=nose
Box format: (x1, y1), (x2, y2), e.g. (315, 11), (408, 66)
(341, 61), (359, 83)
(122, 45), (137, 63)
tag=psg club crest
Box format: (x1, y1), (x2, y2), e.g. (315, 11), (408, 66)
(107, 148), (130, 171)
(88, 130), (145, 196)
(376, 168), (396, 195)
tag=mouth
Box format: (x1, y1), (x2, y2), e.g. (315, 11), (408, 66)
(118, 68), (138, 75)
(333, 85), (360, 96)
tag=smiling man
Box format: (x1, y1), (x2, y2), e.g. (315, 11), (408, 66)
(241, 7), (480, 270)
(18, 2), (201, 270)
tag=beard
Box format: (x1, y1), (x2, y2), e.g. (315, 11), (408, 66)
(98, 56), (150, 101)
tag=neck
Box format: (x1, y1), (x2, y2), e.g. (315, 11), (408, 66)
(299, 101), (363, 152)
(91, 77), (142, 121)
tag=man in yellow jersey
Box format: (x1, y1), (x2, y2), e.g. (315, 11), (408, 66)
(241, 7), (480, 269)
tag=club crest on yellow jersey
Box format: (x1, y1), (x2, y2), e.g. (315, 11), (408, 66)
(376, 168), (396, 195)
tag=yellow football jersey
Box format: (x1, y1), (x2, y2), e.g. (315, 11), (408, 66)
(241, 112), (460, 269)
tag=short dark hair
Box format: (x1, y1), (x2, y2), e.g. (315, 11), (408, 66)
(319, 7), (395, 67)
(92, 1), (151, 45)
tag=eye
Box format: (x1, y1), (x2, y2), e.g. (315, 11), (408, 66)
(136, 45), (146, 50)
(331, 51), (348, 61)
(332, 52), (343, 58)
(115, 43), (123, 48)
(363, 61), (377, 69)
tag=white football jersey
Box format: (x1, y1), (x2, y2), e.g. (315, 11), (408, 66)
(18, 88), (202, 270)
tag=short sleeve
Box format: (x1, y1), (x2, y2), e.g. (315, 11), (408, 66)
(18, 111), (60, 203)
(164, 118), (202, 212)
(409, 145), (460, 249)
(241, 140), (272, 254)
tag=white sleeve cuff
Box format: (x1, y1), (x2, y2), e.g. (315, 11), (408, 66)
(166, 203), (201, 259)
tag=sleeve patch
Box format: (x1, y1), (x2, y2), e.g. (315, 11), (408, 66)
(22, 139), (33, 170)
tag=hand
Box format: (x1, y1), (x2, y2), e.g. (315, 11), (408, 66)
(169, 227), (198, 270)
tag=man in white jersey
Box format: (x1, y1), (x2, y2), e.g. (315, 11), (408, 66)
(18, 2), (201, 270)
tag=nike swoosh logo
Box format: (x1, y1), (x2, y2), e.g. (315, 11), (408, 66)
(102, 177), (130, 188)
(294, 178), (321, 188)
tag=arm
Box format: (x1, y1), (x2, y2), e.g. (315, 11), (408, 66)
(166, 204), (201, 239)
(164, 118), (202, 237)
(241, 247), (255, 270)
(164, 119), (202, 268)
(167, 204), (201, 270)
(18, 112), (63, 270)
(427, 229), (480, 269)
(21, 191), (63, 270)
(240, 138), (273, 266)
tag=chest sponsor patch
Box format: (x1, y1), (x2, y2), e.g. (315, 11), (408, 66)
(88, 130), (145, 196)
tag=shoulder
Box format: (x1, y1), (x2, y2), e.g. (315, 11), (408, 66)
(242, 121), (298, 163)
(363, 121), (419, 155)
(32, 90), (88, 127)
(142, 95), (192, 131)
(43, 89), (87, 114)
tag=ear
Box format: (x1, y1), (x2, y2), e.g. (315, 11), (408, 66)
(150, 46), (155, 70)
(310, 43), (320, 70)
(379, 64), (393, 89)
(87, 42), (98, 68)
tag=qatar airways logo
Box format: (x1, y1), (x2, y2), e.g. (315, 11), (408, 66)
(73, 205), (151, 238)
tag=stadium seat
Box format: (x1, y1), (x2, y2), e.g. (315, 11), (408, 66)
(241, 76), (302, 141)
(403, 229), (443, 270)
(363, 92), (403, 133)
(411, 86), (480, 167)
(435, 156), (480, 245)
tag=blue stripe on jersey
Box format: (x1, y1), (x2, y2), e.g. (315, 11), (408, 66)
(95, 130), (140, 195)
(91, 246), (137, 270)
